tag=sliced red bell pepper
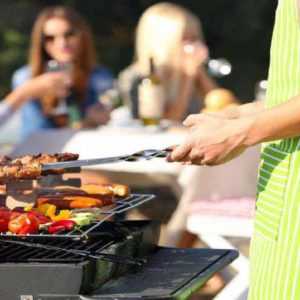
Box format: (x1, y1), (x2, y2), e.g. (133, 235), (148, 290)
(0, 218), (9, 232)
(48, 225), (66, 234)
(27, 211), (51, 224)
(8, 213), (39, 235)
(0, 208), (11, 221)
(48, 220), (76, 234)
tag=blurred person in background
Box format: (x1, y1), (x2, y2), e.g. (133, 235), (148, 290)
(0, 72), (70, 127)
(12, 6), (114, 139)
(119, 2), (243, 250)
(118, 2), (217, 121)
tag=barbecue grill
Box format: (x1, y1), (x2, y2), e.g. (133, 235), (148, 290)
(0, 219), (238, 300)
(0, 153), (238, 300)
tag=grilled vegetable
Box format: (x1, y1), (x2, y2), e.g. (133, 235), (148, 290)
(27, 211), (51, 224)
(8, 213), (39, 234)
(37, 203), (57, 218)
(0, 208), (11, 219)
(71, 212), (96, 227)
(48, 220), (76, 234)
(0, 218), (8, 233)
(9, 211), (22, 221)
(36, 203), (73, 222)
(0, 208), (19, 233)
(51, 210), (72, 221)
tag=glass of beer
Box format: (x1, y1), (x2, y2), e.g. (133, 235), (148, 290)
(46, 60), (72, 127)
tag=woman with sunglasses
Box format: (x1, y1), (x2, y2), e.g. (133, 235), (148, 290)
(12, 6), (114, 139)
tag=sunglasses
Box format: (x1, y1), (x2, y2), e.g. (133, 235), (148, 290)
(43, 29), (79, 43)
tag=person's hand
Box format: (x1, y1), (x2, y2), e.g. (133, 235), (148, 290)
(182, 110), (237, 126)
(24, 72), (72, 99)
(168, 113), (255, 165)
(84, 102), (111, 127)
(5, 72), (72, 110)
(180, 41), (208, 77)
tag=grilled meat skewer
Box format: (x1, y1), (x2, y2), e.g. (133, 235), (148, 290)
(0, 153), (79, 182)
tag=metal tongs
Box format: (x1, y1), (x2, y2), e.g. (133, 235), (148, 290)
(42, 148), (172, 171)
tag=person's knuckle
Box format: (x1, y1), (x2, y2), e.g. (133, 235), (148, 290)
(190, 149), (201, 160)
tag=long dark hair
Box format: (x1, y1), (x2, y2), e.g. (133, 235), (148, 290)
(29, 6), (96, 113)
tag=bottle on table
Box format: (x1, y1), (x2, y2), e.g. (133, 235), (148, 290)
(138, 57), (165, 126)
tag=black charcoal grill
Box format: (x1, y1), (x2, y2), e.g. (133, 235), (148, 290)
(0, 152), (238, 300)
(0, 220), (238, 300)
(0, 194), (238, 300)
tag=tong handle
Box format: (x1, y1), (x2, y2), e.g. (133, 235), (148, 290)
(124, 148), (173, 162)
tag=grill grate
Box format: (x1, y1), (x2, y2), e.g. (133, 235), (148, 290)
(0, 221), (151, 266)
(0, 193), (154, 240)
(0, 236), (113, 263)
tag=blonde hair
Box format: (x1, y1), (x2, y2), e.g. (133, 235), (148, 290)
(135, 2), (203, 74)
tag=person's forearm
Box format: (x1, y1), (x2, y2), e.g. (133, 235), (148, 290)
(245, 95), (300, 146)
(0, 81), (35, 126)
(238, 101), (265, 116)
(4, 83), (33, 111)
(219, 100), (265, 119)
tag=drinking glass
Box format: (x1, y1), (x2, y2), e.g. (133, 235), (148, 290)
(46, 60), (71, 127)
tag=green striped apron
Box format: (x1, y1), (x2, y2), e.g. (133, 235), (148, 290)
(248, 0), (300, 299)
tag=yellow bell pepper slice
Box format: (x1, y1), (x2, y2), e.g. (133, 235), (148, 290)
(51, 210), (72, 221)
(24, 204), (34, 212)
(37, 204), (57, 218)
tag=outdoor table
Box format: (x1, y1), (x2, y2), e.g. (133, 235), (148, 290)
(11, 126), (185, 189)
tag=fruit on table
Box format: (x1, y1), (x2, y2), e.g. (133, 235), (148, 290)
(203, 88), (238, 112)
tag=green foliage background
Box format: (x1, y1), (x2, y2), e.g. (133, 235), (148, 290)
(0, 0), (276, 101)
